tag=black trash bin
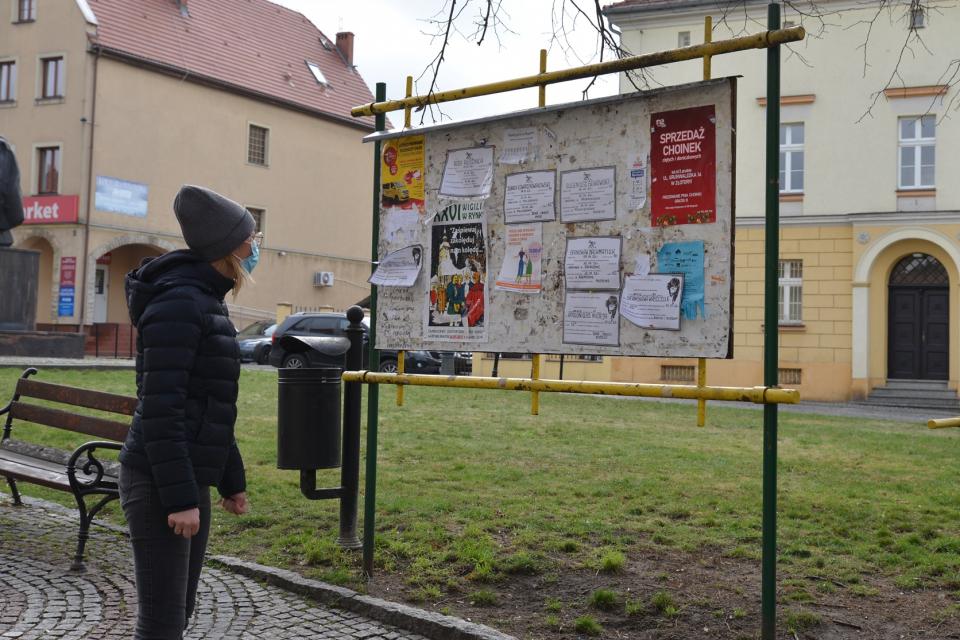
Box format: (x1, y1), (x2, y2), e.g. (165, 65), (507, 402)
(277, 366), (341, 470)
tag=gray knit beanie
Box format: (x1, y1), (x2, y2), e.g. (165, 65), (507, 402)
(173, 185), (255, 261)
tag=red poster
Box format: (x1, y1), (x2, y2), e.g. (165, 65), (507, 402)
(60, 257), (77, 285)
(650, 105), (716, 226)
(22, 195), (80, 224)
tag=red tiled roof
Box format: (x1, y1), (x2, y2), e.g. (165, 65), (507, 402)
(87, 0), (375, 129)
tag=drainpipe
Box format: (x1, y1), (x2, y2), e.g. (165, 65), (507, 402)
(79, 47), (100, 328)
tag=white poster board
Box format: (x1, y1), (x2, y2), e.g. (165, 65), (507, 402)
(367, 78), (736, 358)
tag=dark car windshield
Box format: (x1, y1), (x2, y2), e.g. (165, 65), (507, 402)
(237, 321), (271, 338)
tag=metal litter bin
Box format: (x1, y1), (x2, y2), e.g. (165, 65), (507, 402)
(277, 366), (342, 470)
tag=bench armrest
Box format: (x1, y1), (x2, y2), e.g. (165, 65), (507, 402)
(67, 441), (123, 492)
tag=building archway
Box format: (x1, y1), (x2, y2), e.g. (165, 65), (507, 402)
(16, 231), (60, 325)
(85, 234), (178, 324)
(887, 253), (949, 380)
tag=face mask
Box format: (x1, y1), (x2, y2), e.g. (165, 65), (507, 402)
(240, 240), (259, 274)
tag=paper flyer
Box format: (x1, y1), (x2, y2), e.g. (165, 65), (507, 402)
(369, 245), (423, 287)
(628, 157), (648, 210)
(562, 291), (620, 347)
(380, 135), (425, 212)
(425, 203), (488, 341)
(503, 171), (556, 223)
(559, 167), (617, 223)
(650, 105), (716, 226)
(499, 127), (539, 164)
(564, 236), (622, 291)
(620, 274), (683, 330)
(383, 208), (421, 246)
(495, 224), (542, 293)
(657, 240), (706, 320)
(439, 147), (495, 199)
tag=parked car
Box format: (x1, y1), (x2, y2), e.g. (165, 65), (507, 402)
(268, 312), (468, 374)
(236, 320), (276, 364)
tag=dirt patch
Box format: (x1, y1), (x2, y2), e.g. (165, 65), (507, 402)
(364, 545), (960, 639)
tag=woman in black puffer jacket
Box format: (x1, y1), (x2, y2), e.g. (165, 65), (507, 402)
(119, 185), (259, 640)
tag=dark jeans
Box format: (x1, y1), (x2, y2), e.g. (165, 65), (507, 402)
(119, 464), (211, 640)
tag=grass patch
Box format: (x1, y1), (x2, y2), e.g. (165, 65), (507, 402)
(573, 615), (603, 636)
(783, 609), (821, 633)
(470, 589), (498, 607)
(588, 588), (618, 611)
(4, 369), (960, 608)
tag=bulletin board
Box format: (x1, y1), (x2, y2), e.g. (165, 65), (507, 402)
(366, 77), (736, 358)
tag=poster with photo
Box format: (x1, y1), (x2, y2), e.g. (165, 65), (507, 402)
(650, 105), (716, 226)
(657, 240), (706, 320)
(562, 291), (621, 347)
(380, 135), (425, 212)
(425, 203), (488, 341)
(495, 224), (542, 293)
(620, 274), (684, 330)
(564, 236), (621, 290)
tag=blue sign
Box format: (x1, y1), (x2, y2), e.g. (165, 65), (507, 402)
(657, 241), (706, 321)
(58, 285), (75, 317)
(95, 176), (149, 217)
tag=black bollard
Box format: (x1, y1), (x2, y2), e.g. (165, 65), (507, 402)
(336, 305), (366, 549)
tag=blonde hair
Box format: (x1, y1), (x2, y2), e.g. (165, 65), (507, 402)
(211, 253), (253, 296)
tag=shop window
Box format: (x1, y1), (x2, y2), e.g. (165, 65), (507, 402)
(898, 115), (935, 189)
(778, 259), (803, 324)
(779, 123), (804, 193)
(40, 56), (64, 98)
(247, 124), (269, 166)
(0, 61), (15, 102)
(37, 146), (60, 194)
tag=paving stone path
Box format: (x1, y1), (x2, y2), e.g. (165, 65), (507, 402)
(0, 500), (430, 640)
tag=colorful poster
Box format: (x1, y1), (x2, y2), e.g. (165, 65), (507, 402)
(650, 105), (716, 226)
(621, 274), (684, 330)
(59, 256), (77, 286)
(425, 203), (488, 341)
(380, 135), (425, 212)
(439, 147), (495, 199)
(95, 176), (149, 217)
(503, 171), (555, 223)
(564, 236), (621, 291)
(657, 241), (705, 320)
(499, 127), (538, 164)
(495, 224), (542, 293)
(559, 167), (616, 223)
(563, 291), (620, 347)
(369, 245), (423, 287)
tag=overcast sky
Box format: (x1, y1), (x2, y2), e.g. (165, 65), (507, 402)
(271, 0), (619, 127)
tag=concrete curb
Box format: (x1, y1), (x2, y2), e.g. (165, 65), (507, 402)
(208, 556), (516, 640)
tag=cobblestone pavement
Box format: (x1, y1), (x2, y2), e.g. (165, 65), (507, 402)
(0, 499), (431, 640)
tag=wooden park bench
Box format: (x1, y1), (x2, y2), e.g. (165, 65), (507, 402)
(0, 368), (136, 571)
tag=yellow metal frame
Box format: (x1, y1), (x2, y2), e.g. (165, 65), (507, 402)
(927, 416), (960, 429)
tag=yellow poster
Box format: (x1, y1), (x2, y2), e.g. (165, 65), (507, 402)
(380, 135), (425, 212)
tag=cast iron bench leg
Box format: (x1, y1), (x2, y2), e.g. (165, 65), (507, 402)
(4, 476), (21, 505)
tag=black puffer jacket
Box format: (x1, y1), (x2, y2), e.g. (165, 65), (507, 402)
(120, 249), (246, 514)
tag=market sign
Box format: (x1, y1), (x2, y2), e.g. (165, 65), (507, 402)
(22, 195), (80, 224)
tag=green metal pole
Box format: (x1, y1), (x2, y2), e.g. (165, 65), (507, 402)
(363, 82), (386, 576)
(762, 4), (781, 639)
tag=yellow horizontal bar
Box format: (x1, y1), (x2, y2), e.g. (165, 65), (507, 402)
(341, 371), (799, 405)
(927, 416), (960, 429)
(351, 26), (805, 117)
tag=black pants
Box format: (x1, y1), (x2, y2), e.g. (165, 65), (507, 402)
(119, 465), (211, 640)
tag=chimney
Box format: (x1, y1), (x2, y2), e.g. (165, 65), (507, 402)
(336, 32), (354, 67)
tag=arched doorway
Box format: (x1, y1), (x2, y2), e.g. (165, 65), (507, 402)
(888, 253), (949, 380)
(17, 236), (55, 325)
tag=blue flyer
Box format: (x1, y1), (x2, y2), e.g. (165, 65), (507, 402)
(657, 241), (705, 320)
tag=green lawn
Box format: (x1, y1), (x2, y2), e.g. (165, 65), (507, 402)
(3, 366), (959, 604)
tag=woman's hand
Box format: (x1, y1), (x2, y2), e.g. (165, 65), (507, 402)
(220, 492), (248, 515)
(167, 508), (201, 539)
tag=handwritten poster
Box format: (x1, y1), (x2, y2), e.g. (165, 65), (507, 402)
(439, 147), (495, 199)
(369, 245), (423, 287)
(650, 105), (716, 226)
(563, 292), (620, 346)
(621, 274), (683, 330)
(504, 171), (555, 223)
(425, 203), (488, 341)
(380, 135), (425, 212)
(657, 240), (705, 320)
(495, 224), (542, 293)
(564, 236), (621, 290)
(559, 167), (616, 223)
(499, 127), (538, 164)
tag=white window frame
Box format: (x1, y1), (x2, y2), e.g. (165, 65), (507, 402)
(779, 122), (804, 194)
(245, 206), (266, 237)
(0, 57), (16, 103)
(898, 115), (935, 190)
(678, 31), (691, 47)
(32, 142), (62, 195)
(305, 61), (327, 85)
(36, 52), (66, 100)
(247, 122), (270, 167)
(778, 259), (803, 325)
